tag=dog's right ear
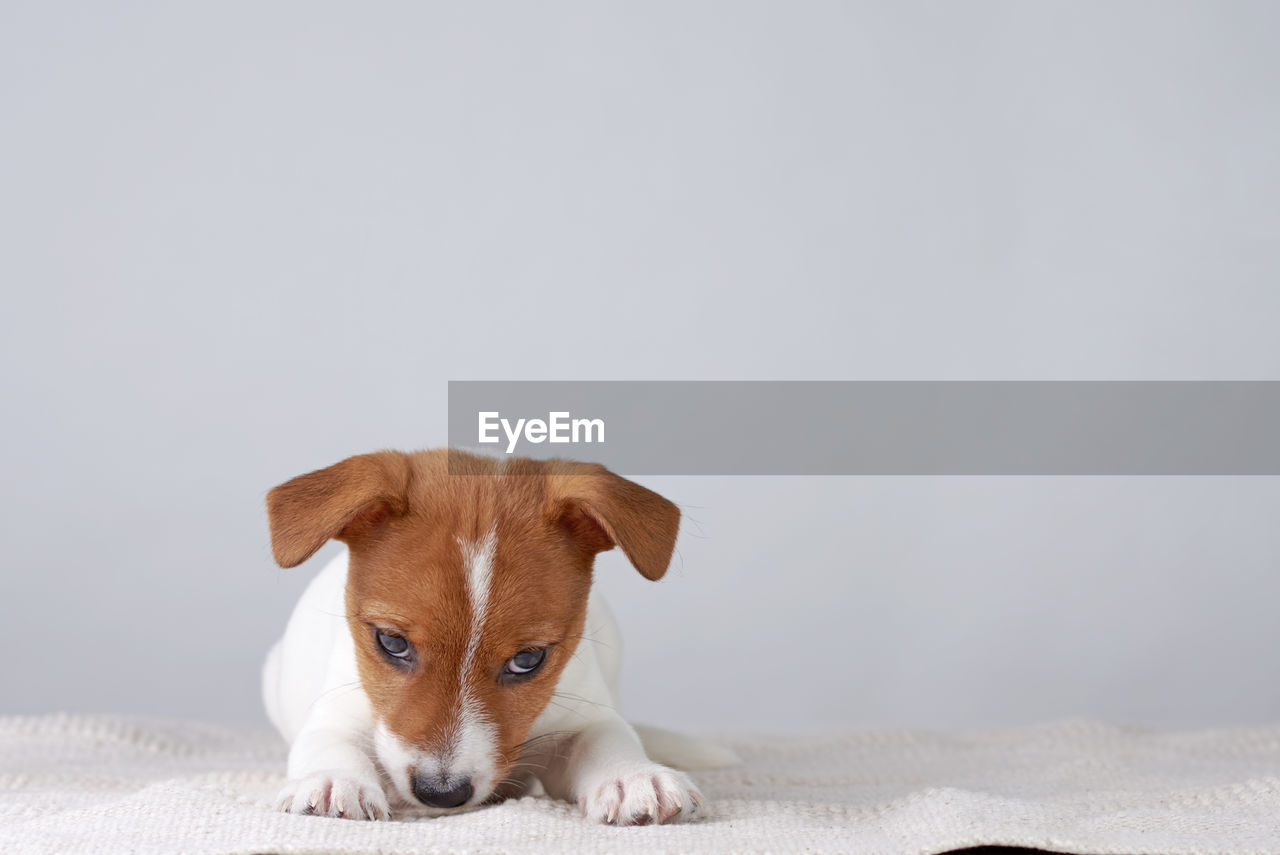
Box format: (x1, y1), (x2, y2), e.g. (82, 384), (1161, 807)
(546, 463), (681, 582)
(266, 451), (412, 568)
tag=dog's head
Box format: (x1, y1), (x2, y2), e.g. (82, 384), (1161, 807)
(266, 449), (679, 811)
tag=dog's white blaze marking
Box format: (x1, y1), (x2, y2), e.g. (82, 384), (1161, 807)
(451, 526), (499, 793)
(459, 527), (496, 657)
(374, 530), (501, 808)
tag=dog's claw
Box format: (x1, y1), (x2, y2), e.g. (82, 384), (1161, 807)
(275, 772), (391, 821)
(580, 764), (705, 825)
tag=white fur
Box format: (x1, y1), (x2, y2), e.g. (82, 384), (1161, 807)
(452, 527), (499, 797)
(263, 549), (722, 824)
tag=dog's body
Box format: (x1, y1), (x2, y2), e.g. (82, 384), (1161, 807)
(262, 449), (728, 825)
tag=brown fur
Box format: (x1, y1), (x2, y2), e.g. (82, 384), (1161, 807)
(266, 449), (680, 791)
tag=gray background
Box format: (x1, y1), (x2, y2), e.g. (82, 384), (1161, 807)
(2, 1), (1278, 733)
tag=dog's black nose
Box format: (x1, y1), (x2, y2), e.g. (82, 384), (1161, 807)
(411, 775), (474, 809)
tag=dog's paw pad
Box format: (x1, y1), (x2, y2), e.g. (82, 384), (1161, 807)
(581, 765), (704, 825)
(275, 772), (390, 821)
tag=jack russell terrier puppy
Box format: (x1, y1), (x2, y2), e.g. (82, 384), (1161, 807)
(262, 448), (732, 825)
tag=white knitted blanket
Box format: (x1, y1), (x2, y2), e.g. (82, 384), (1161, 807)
(1, 715), (1278, 855)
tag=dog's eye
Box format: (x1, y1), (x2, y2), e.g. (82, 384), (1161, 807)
(504, 647), (546, 676)
(375, 629), (412, 660)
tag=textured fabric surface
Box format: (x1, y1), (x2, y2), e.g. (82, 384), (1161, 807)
(1, 714), (1278, 855)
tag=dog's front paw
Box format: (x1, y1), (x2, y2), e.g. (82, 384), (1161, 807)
(578, 763), (704, 825)
(274, 771), (391, 820)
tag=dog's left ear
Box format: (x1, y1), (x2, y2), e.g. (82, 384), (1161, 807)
(267, 451), (412, 568)
(547, 464), (680, 581)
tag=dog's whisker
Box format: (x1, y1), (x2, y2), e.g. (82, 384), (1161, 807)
(302, 680), (364, 717)
(541, 698), (590, 717)
(552, 691), (616, 710)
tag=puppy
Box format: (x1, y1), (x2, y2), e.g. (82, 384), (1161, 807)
(261, 448), (729, 825)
